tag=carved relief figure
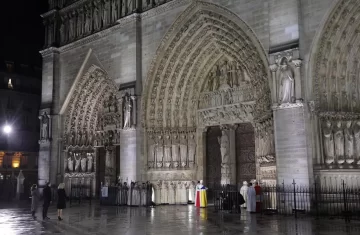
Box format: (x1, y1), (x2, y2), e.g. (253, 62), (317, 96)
(219, 61), (230, 90)
(323, 120), (335, 164)
(74, 153), (81, 172)
(87, 153), (93, 172)
(148, 134), (156, 168)
(81, 156), (87, 172)
(155, 135), (164, 168)
(41, 113), (49, 140)
(111, 0), (118, 22)
(94, 2), (100, 30)
(67, 155), (74, 172)
(334, 121), (345, 164)
(353, 121), (360, 163)
(344, 121), (354, 164)
(84, 8), (91, 33)
(188, 133), (196, 166)
(278, 57), (295, 104)
(59, 21), (66, 43)
(123, 94), (132, 128)
(207, 71), (215, 92)
(171, 133), (180, 168)
(164, 134), (172, 168)
(180, 134), (188, 167)
(68, 12), (75, 40)
(102, 0), (110, 26)
(81, 130), (87, 146)
(218, 129), (229, 164)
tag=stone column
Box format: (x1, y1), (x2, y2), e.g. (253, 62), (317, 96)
(220, 125), (236, 185)
(196, 127), (207, 182)
(292, 60), (302, 101)
(119, 129), (139, 181)
(269, 64), (278, 104)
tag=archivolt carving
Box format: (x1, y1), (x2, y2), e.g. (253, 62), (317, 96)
(63, 65), (119, 148)
(142, 1), (270, 129)
(312, 0), (360, 112)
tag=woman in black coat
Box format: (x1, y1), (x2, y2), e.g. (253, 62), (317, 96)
(57, 183), (67, 221)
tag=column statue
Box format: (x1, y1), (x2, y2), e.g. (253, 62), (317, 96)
(171, 133), (180, 168)
(67, 155), (74, 172)
(164, 134), (172, 168)
(102, 0), (110, 26)
(344, 121), (354, 164)
(334, 121), (345, 164)
(188, 133), (196, 167)
(353, 121), (360, 164)
(111, 0), (118, 22)
(155, 135), (164, 168)
(87, 153), (93, 172)
(41, 113), (49, 140)
(323, 120), (335, 164)
(180, 133), (188, 167)
(218, 130), (229, 165)
(81, 156), (87, 172)
(74, 153), (81, 172)
(147, 134), (155, 168)
(123, 94), (132, 128)
(207, 71), (215, 92)
(93, 3), (100, 30)
(84, 8), (91, 34)
(278, 57), (295, 104)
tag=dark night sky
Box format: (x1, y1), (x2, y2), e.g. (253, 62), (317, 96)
(0, 1), (48, 67)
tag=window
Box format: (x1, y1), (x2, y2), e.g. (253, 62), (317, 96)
(7, 78), (13, 89)
(0, 152), (4, 168)
(12, 152), (21, 168)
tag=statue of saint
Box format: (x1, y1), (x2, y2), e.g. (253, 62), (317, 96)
(218, 129), (229, 164)
(41, 114), (49, 140)
(323, 120), (335, 164)
(81, 156), (87, 172)
(102, 0), (110, 26)
(74, 153), (81, 172)
(164, 135), (172, 168)
(123, 94), (132, 128)
(218, 61), (231, 90)
(155, 135), (164, 168)
(344, 121), (354, 164)
(87, 153), (93, 172)
(334, 121), (345, 164)
(111, 0), (118, 22)
(207, 71), (215, 92)
(171, 134), (180, 167)
(84, 10), (91, 34)
(180, 134), (188, 167)
(68, 13), (75, 40)
(188, 134), (196, 165)
(94, 4), (100, 30)
(148, 135), (156, 168)
(278, 58), (295, 104)
(353, 121), (360, 161)
(67, 155), (74, 172)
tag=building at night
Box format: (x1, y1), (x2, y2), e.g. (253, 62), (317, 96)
(39, 0), (360, 201)
(0, 61), (41, 196)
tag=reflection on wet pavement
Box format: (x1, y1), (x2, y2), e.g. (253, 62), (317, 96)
(1, 203), (360, 235)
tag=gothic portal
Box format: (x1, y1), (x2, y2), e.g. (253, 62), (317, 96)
(39, 0), (360, 201)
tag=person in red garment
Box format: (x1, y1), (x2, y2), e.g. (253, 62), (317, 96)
(254, 182), (262, 213)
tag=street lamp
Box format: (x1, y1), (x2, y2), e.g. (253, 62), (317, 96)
(3, 125), (12, 134)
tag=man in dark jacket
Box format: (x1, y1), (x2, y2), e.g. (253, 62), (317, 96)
(43, 182), (52, 220)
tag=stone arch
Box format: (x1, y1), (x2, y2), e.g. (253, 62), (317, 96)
(63, 64), (119, 147)
(142, 1), (271, 129)
(310, 0), (360, 112)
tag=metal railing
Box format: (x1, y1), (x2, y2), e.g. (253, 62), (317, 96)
(100, 183), (153, 207)
(210, 180), (360, 221)
(69, 182), (93, 206)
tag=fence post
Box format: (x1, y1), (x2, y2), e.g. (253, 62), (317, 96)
(314, 181), (319, 219)
(292, 179), (297, 218)
(342, 180), (350, 222)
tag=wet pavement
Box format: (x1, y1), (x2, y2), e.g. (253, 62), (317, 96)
(1, 202), (360, 235)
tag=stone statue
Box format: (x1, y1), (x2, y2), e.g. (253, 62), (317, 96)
(84, 9), (91, 33)
(41, 113), (49, 140)
(218, 129), (229, 164)
(219, 61), (231, 89)
(353, 121), (360, 161)
(67, 156), (74, 172)
(323, 120), (335, 164)
(102, 0), (110, 26)
(334, 121), (345, 164)
(164, 135), (172, 168)
(81, 130), (87, 146)
(344, 121), (354, 164)
(123, 94), (132, 128)
(76, 9), (83, 36)
(207, 71), (215, 92)
(68, 13), (75, 40)
(94, 4), (100, 30)
(77, 130), (82, 146)
(188, 134), (196, 165)
(155, 135), (164, 168)
(148, 135), (156, 168)
(87, 153), (93, 172)
(81, 156), (87, 172)
(74, 153), (81, 172)
(171, 133), (180, 167)
(59, 21), (66, 43)
(111, 0), (118, 22)
(180, 134), (188, 167)
(70, 131), (75, 146)
(278, 57), (295, 104)
(105, 148), (113, 169)
(212, 66), (220, 91)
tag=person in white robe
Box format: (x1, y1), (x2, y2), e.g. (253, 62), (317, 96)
(246, 182), (256, 212)
(240, 181), (249, 208)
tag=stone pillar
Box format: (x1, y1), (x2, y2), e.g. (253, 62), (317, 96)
(196, 127), (207, 182)
(269, 64), (278, 104)
(119, 129), (139, 182)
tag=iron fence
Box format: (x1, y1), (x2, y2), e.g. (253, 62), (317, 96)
(100, 183), (153, 207)
(69, 182), (93, 206)
(210, 181), (360, 221)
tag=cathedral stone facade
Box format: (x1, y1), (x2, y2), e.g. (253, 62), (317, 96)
(39, 0), (360, 198)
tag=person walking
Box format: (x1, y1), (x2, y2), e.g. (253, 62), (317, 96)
(57, 183), (67, 221)
(42, 182), (52, 220)
(30, 184), (39, 219)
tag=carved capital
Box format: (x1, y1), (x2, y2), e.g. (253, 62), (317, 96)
(292, 59), (302, 68)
